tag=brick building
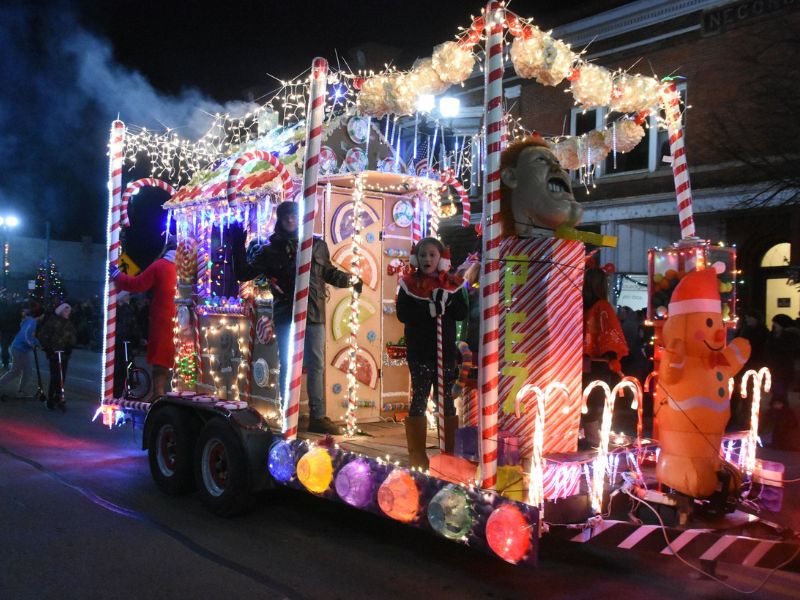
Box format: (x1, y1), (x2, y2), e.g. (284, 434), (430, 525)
(437, 0), (800, 321)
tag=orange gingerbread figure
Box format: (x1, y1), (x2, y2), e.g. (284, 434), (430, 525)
(655, 264), (751, 498)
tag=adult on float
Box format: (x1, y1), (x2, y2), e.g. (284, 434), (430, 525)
(232, 200), (361, 435)
(581, 261), (629, 447)
(396, 237), (469, 469)
(109, 237), (177, 400)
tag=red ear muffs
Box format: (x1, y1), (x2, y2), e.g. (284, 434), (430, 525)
(438, 247), (452, 272)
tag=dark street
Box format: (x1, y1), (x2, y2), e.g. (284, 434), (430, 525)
(0, 351), (798, 599)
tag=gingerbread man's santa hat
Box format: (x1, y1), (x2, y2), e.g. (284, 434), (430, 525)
(668, 262), (724, 317)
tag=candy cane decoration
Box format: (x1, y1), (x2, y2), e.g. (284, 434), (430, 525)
(659, 82), (695, 239)
(436, 315), (445, 451)
(102, 120), (125, 405)
(439, 170), (471, 228)
(478, 1), (505, 490)
(226, 150), (293, 204)
(516, 382), (569, 522)
(193, 309), (204, 386)
(284, 57), (328, 439)
(411, 196), (422, 243)
(582, 380), (614, 514)
(243, 298), (257, 403)
(120, 178), (176, 228)
(617, 376), (644, 452)
(740, 367), (771, 476)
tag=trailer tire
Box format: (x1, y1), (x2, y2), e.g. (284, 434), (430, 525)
(194, 418), (254, 517)
(147, 406), (198, 495)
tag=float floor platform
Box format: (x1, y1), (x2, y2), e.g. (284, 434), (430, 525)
(295, 420), (441, 467)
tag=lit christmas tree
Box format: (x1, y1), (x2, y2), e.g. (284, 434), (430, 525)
(30, 259), (67, 309)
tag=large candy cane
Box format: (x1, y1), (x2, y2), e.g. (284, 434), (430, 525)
(478, 0), (505, 489)
(659, 82), (695, 239)
(284, 57), (328, 439)
(439, 170), (471, 228)
(102, 120), (125, 405)
(740, 367), (771, 476)
(226, 150), (293, 204)
(120, 178), (176, 228)
(411, 196), (422, 243)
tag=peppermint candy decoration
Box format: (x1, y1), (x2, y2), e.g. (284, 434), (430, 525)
(256, 315), (275, 344)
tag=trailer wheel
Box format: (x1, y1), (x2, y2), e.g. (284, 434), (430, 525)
(147, 406), (197, 495)
(194, 418), (254, 516)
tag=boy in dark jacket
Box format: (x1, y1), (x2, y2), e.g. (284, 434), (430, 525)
(233, 201), (360, 434)
(396, 237), (467, 468)
(37, 302), (77, 410)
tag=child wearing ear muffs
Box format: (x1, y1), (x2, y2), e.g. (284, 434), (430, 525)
(396, 237), (468, 469)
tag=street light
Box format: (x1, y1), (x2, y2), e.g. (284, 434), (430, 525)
(0, 214), (20, 291)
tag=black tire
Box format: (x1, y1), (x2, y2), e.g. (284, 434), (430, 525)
(147, 406), (198, 495)
(194, 418), (254, 517)
(126, 368), (152, 400)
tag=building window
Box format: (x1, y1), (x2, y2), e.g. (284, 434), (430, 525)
(569, 82), (689, 178)
(761, 242), (790, 268)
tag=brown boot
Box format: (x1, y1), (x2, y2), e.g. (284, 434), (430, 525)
(443, 415), (460, 454)
(404, 416), (429, 470)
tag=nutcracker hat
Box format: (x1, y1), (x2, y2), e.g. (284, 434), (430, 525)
(668, 263), (724, 317)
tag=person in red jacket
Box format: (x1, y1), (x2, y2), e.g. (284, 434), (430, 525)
(110, 239), (177, 400)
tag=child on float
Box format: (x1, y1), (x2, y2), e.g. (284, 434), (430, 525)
(396, 237), (469, 469)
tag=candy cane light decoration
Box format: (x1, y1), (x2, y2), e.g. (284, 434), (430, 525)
(439, 170), (471, 228)
(120, 178), (176, 228)
(102, 120), (125, 405)
(226, 150), (294, 204)
(740, 367), (771, 476)
(478, 0), (505, 490)
(284, 57), (328, 439)
(516, 382), (569, 522)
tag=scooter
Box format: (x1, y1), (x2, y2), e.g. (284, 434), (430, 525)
(31, 347), (49, 407)
(54, 350), (66, 412)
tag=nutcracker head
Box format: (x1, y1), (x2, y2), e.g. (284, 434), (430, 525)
(663, 265), (725, 357)
(499, 135), (583, 237)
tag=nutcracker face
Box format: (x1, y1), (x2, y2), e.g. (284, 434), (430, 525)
(501, 146), (583, 232)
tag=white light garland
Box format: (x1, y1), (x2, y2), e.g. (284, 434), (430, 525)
(344, 173), (365, 436)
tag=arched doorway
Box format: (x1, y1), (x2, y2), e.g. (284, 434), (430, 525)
(761, 242), (799, 324)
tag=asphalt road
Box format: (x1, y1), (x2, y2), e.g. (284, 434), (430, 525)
(1, 350), (799, 599)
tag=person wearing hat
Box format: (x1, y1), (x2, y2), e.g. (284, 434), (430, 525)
(37, 302), (77, 410)
(109, 237), (177, 400)
(233, 201), (360, 435)
(0, 302), (43, 401)
(396, 237), (468, 469)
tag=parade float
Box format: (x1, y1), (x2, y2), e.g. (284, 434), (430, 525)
(96, 1), (799, 581)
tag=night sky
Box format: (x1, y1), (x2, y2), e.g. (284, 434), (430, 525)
(0, 0), (626, 261)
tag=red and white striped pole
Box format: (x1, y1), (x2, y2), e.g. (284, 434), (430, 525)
(102, 120), (125, 404)
(283, 57), (328, 439)
(412, 196), (422, 243)
(478, 1), (505, 489)
(436, 315), (445, 451)
(660, 82), (695, 239)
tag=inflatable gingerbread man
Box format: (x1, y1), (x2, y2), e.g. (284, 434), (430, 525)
(655, 264), (750, 498)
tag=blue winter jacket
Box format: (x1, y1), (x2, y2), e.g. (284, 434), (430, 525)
(11, 317), (38, 352)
